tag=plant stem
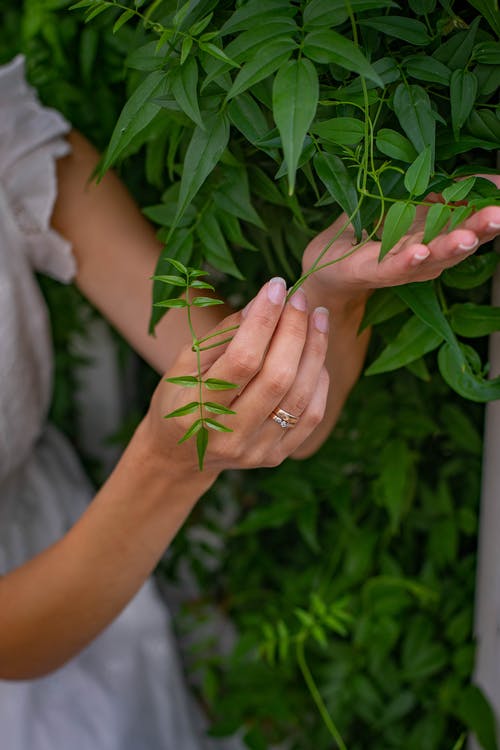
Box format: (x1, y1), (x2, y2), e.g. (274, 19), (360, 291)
(296, 638), (348, 750)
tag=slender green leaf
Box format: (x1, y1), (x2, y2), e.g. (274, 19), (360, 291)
(396, 281), (456, 346)
(197, 209), (244, 279)
(113, 8), (134, 33)
(465, 0), (500, 39)
(204, 402), (237, 415)
(205, 417), (233, 432)
(359, 288), (407, 332)
(196, 425), (209, 469)
(380, 202), (416, 260)
(100, 70), (168, 174)
(199, 41), (240, 67)
(179, 419), (202, 443)
(450, 70), (478, 138)
(164, 376), (199, 387)
(360, 16), (431, 45)
(153, 297), (189, 308)
(220, 0), (296, 36)
(303, 30), (384, 87)
(313, 151), (362, 240)
(404, 146), (432, 197)
(272, 58), (319, 195)
(171, 57), (204, 129)
(150, 233), (194, 331)
(393, 83), (436, 159)
(433, 17), (481, 70)
(228, 93), (271, 148)
(226, 38), (296, 100)
(366, 315), (443, 375)
(151, 274), (186, 287)
(173, 112), (230, 227)
(213, 167), (265, 229)
(422, 203), (452, 244)
(164, 401), (200, 418)
(204, 378), (238, 390)
(192, 296), (225, 307)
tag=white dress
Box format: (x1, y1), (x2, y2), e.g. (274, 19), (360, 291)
(0, 56), (234, 750)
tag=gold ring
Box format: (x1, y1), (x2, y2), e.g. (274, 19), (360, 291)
(271, 407), (299, 429)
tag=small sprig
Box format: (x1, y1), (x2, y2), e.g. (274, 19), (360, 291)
(153, 259), (238, 469)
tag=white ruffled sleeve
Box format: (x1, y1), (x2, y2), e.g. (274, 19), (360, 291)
(0, 55), (76, 282)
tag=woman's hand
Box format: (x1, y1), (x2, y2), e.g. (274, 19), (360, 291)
(142, 278), (331, 474)
(301, 179), (500, 303)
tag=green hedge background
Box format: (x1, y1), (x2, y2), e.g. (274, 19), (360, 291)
(1, 1), (499, 749)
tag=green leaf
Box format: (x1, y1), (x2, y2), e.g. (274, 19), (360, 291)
(312, 117), (365, 146)
(213, 167), (265, 229)
(192, 296), (225, 307)
(366, 315), (443, 375)
(153, 297), (189, 308)
(404, 146), (432, 197)
(164, 401), (200, 418)
(373, 440), (415, 531)
(220, 0), (296, 36)
(313, 151), (362, 240)
(171, 57), (204, 129)
(228, 93), (271, 148)
(442, 176), (476, 202)
(449, 304), (500, 337)
(178, 418), (203, 443)
(447, 205), (475, 231)
(359, 288), (407, 331)
(204, 378), (238, 390)
(376, 129), (418, 163)
(422, 203), (452, 244)
(113, 8), (134, 33)
(196, 425), (209, 469)
(151, 274), (186, 287)
(473, 41), (500, 64)
(272, 58), (319, 195)
(433, 17), (481, 70)
(467, 108), (500, 143)
(395, 281), (455, 346)
(404, 55), (451, 86)
(150, 232), (194, 331)
(204, 402), (237, 415)
(199, 41), (240, 67)
(205, 417), (233, 432)
(439, 342), (500, 402)
(197, 209), (244, 279)
(303, 30), (384, 87)
(455, 684), (499, 750)
(380, 202), (416, 260)
(450, 70), (478, 138)
(226, 38), (296, 100)
(359, 16), (431, 45)
(442, 252), (500, 289)
(173, 112), (230, 228)
(465, 0), (500, 39)
(100, 70), (168, 174)
(164, 376), (199, 387)
(393, 83), (436, 159)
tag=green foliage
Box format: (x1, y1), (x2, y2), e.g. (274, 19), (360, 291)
(5, 0), (500, 748)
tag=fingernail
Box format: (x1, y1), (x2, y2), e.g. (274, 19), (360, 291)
(267, 277), (286, 305)
(411, 249), (430, 266)
(313, 306), (329, 333)
(457, 239), (479, 252)
(488, 222), (500, 230)
(241, 300), (252, 318)
(289, 287), (307, 311)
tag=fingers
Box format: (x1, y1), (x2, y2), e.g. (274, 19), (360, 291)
(199, 277), (287, 405)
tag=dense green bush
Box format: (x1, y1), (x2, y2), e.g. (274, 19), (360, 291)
(3, 0), (500, 748)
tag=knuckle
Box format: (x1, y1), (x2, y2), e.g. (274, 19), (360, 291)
(266, 368), (294, 397)
(226, 347), (261, 379)
(291, 390), (310, 414)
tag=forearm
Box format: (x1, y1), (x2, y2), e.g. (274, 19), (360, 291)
(51, 130), (230, 373)
(0, 420), (216, 680)
(292, 281), (371, 459)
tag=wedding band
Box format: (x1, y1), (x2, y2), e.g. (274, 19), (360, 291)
(271, 408), (299, 429)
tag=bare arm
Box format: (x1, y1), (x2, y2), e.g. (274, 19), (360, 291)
(0, 279), (330, 679)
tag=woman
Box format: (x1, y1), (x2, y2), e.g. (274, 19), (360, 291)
(0, 54), (498, 749)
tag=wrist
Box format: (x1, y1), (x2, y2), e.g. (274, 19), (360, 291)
(301, 274), (371, 316)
